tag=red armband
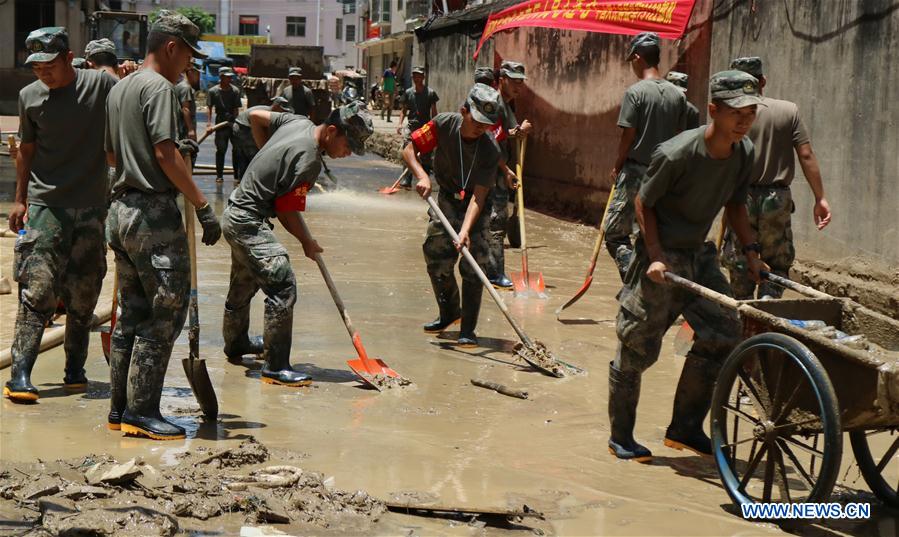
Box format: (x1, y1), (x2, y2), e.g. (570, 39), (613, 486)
(274, 183), (311, 212)
(490, 121), (507, 142)
(411, 120), (438, 154)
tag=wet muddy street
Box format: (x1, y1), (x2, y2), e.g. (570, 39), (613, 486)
(0, 152), (896, 536)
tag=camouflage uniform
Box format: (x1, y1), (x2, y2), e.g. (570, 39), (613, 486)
(602, 160), (647, 275)
(721, 185), (794, 299)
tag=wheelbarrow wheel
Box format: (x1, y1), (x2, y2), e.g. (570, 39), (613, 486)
(711, 332), (842, 510)
(850, 428), (899, 508)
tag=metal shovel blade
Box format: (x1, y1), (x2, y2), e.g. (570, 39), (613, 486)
(511, 270), (546, 297)
(101, 329), (111, 364)
(347, 357), (404, 391)
(379, 169), (410, 195)
(182, 356), (218, 419)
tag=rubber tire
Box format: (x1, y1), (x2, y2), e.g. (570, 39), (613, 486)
(849, 430), (899, 508)
(711, 332), (842, 509)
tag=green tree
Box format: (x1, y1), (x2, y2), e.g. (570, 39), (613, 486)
(149, 7), (217, 35)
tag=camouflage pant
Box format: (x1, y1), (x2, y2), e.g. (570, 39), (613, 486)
(423, 193), (490, 311)
(215, 125), (237, 179)
(603, 160), (647, 279)
(485, 182), (510, 279)
(106, 191), (190, 346)
(615, 239), (741, 374)
(721, 186), (795, 299)
(12, 204), (107, 376)
(221, 206), (297, 364)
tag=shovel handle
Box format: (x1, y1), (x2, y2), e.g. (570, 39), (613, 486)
(198, 121), (230, 145)
(426, 196), (534, 346)
(664, 271), (740, 310)
(515, 137), (528, 252)
(761, 271), (831, 300)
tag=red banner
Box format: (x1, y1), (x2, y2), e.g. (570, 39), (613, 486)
(474, 0), (696, 58)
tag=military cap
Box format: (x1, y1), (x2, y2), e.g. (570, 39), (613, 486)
(710, 70), (764, 108)
(730, 56), (763, 78)
(150, 9), (207, 58)
(336, 101), (374, 155)
(71, 57), (87, 69)
(218, 67), (234, 78)
(466, 83), (501, 125)
(271, 95), (290, 107)
(626, 32), (660, 61)
(25, 27), (69, 65)
(473, 66), (495, 85)
(84, 38), (116, 60)
(665, 71), (689, 90)
(500, 60), (526, 80)
(288, 66), (303, 77)
(412, 66), (425, 75)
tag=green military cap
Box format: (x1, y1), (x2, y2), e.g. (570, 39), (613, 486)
(270, 96), (292, 112)
(25, 27), (69, 65)
(150, 9), (207, 58)
(730, 56), (763, 78)
(288, 66), (303, 77)
(71, 57), (87, 69)
(466, 83), (501, 124)
(337, 101), (374, 155)
(412, 66), (425, 75)
(500, 60), (526, 80)
(710, 70), (764, 108)
(84, 38), (116, 60)
(473, 66), (495, 85)
(218, 67), (234, 78)
(626, 32), (660, 61)
(665, 71), (689, 90)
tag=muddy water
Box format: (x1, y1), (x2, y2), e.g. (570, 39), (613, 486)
(1, 155), (896, 536)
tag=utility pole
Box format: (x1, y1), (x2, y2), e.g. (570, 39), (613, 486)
(316, 0), (322, 46)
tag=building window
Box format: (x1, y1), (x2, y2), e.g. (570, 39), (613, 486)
(381, 0), (391, 22)
(286, 16), (307, 37)
(239, 15), (259, 35)
(343, 0), (356, 14)
(336, 19), (343, 40)
(346, 24), (356, 42)
(398, 0), (403, 10)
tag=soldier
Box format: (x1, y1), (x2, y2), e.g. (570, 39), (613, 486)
(85, 38), (138, 80)
(665, 71), (701, 129)
(403, 84), (502, 347)
(104, 11), (220, 440)
(231, 95), (292, 181)
(221, 103), (373, 384)
(281, 66), (317, 122)
(608, 71), (767, 463)
(723, 57), (832, 299)
(174, 61), (200, 144)
(4, 27), (117, 403)
(207, 66), (241, 182)
(486, 61), (532, 289)
(396, 66), (439, 188)
(604, 32), (687, 281)
(473, 66), (495, 87)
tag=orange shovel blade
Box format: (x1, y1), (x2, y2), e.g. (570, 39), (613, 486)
(511, 271), (546, 297)
(347, 357), (400, 379)
(378, 186), (400, 195)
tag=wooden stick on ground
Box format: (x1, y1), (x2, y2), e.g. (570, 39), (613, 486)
(470, 379), (529, 399)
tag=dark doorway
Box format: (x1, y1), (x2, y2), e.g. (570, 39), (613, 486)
(15, 0), (55, 67)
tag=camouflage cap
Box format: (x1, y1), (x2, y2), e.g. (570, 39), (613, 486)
(626, 32), (660, 61)
(150, 9), (207, 58)
(466, 83), (501, 124)
(730, 56), (763, 78)
(473, 66), (495, 85)
(84, 38), (116, 60)
(72, 57), (87, 69)
(411, 66), (425, 75)
(710, 70), (764, 108)
(336, 101), (374, 155)
(665, 71), (689, 90)
(25, 27), (69, 65)
(288, 66), (303, 77)
(218, 67), (234, 78)
(500, 60), (526, 80)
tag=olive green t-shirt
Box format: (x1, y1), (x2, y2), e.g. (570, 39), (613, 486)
(495, 96), (519, 165)
(618, 79), (687, 165)
(105, 69), (180, 197)
(639, 126), (755, 250)
(233, 107), (297, 150)
(416, 112), (500, 198)
(746, 96), (810, 186)
(173, 78), (196, 139)
(228, 116), (320, 218)
(280, 84), (316, 118)
(686, 101), (701, 130)
(18, 68), (117, 208)
(402, 86), (439, 130)
(206, 84), (241, 123)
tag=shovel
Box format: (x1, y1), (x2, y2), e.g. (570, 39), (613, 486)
(295, 214), (404, 390)
(378, 168), (410, 195)
(180, 153), (219, 419)
(100, 272), (118, 364)
(555, 183), (617, 320)
(509, 137), (545, 297)
(425, 196), (577, 378)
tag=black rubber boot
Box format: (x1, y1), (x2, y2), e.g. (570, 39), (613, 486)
(457, 280), (483, 348)
(664, 353), (720, 457)
(120, 337), (185, 440)
(423, 274), (460, 333)
(107, 333), (134, 430)
(62, 318), (91, 393)
(608, 361), (652, 463)
(3, 308), (45, 403)
(489, 275), (513, 290)
(260, 304), (311, 387)
(223, 305), (264, 361)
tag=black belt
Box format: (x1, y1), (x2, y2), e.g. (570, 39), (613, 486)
(750, 182), (790, 190)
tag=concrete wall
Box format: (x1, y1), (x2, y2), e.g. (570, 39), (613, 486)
(414, 34), (495, 116)
(710, 0), (899, 271)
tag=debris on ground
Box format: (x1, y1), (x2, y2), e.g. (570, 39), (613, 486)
(514, 341), (567, 378)
(365, 373), (413, 389)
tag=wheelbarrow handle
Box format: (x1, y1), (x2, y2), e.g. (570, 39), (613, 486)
(663, 271), (740, 310)
(760, 271), (832, 300)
